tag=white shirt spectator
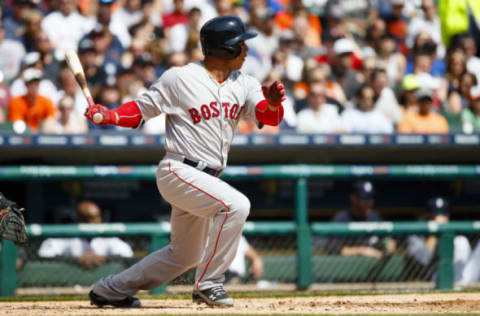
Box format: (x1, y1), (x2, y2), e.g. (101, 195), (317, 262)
(41, 11), (94, 59)
(374, 87), (403, 124)
(341, 107), (394, 133)
(407, 15), (445, 59)
(38, 237), (133, 258)
(228, 235), (250, 276)
(0, 39), (25, 84)
(296, 103), (343, 133)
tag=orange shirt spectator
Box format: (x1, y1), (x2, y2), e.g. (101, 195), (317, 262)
(397, 87), (449, 134)
(8, 68), (55, 132)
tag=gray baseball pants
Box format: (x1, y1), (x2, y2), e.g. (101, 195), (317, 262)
(92, 153), (250, 300)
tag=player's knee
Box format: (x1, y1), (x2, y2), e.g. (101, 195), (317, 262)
(233, 194), (250, 221)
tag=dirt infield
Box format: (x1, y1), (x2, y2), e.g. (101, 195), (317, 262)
(1, 292), (479, 315)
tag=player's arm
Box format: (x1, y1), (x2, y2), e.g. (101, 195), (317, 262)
(255, 81), (285, 126)
(84, 100), (144, 128)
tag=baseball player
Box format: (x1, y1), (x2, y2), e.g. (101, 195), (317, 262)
(85, 15), (285, 308)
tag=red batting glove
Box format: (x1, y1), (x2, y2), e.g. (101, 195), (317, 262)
(261, 80), (286, 107)
(84, 104), (117, 125)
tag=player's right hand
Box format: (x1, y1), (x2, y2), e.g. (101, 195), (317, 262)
(84, 104), (117, 125)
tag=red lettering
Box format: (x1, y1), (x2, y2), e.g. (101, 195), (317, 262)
(230, 104), (239, 119)
(189, 108), (201, 124)
(222, 102), (229, 119)
(235, 106), (245, 120)
(201, 105), (211, 120)
(210, 102), (219, 118)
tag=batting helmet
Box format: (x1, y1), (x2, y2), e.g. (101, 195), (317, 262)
(200, 16), (257, 60)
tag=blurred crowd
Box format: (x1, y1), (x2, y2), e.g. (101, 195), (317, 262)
(1, 0), (480, 135)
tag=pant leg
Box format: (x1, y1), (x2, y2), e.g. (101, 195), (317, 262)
(158, 159), (250, 291)
(92, 206), (210, 300)
(93, 158), (249, 298)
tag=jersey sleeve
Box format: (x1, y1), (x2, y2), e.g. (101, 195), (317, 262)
(135, 68), (179, 120)
(241, 74), (265, 122)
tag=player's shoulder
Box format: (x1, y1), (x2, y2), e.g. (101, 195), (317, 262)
(230, 70), (259, 86)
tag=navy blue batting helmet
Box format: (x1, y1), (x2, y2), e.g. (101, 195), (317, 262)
(200, 15), (257, 60)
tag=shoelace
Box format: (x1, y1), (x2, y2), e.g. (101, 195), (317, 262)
(210, 286), (227, 297)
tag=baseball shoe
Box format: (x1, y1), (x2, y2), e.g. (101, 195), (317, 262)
(89, 290), (141, 308)
(192, 285), (234, 307)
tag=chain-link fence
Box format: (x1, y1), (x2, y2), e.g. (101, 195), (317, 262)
(4, 223), (480, 295)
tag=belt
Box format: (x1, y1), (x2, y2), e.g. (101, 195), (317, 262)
(183, 158), (222, 177)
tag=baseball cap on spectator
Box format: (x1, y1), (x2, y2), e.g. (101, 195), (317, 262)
(426, 197), (449, 215)
(402, 74), (420, 91)
(23, 68), (43, 82)
(99, 0), (116, 3)
(333, 38), (354, 55)
(415, 87), (433, 100)
(78, 38), (95, 54)
(23, 52), (41, 68)
(352, 181), (375, 200)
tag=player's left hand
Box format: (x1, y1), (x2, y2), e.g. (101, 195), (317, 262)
(84, 104), (116, 125)
(262, 81), (286, 107)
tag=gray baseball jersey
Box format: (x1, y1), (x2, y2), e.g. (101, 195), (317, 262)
(136, 62), (265, 169)
(92, 62), (265, 300)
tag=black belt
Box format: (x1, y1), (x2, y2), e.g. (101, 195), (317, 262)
(183, 158), (221, 177)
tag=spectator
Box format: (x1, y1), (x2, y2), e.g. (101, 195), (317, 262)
(89, 82), (121, 131)
(371, 68), (402, 124)
(406, 0), (445, 59)
(56, 63), (85, 116)
(3, 0), (37, 42)
(32, 30), (61, 85)
(341, 85), (393, 134)
(384, 0), (408, 42)
(111, 0), (147, 30)
(97, 0), (131, 49)
(461, 37), (480, 82)
(461, 93), (480, 133)
(77, 38), (107, 100)
(41, 0), (95, 58)
(162, 0), (189, 29)
(89, 24), (124, 75)
(7, 68), (56, 133)
(41, 95), (88, 134)
(398, 74), (420, 113)
(226, 235), (264, 284)
(38, 200), (134, 268)
(444, 72), (477, 132)
(0, 73), (11, 123)
(296, 73), (343, 133)
(375, 34), (406, 87)
(397, 87), (449, 133)
(330, 181), (395, 259)
(330, 38), (357, 101)
(0, 20), (26, 84)
(10, 52), (59, 100)
(407, 197), (480, 285)
(21, 8), (44, 53)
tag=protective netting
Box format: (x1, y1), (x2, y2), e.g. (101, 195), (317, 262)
(11, 232), (480, 290)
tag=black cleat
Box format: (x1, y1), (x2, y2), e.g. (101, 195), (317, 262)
(89, 290), (141, 308)
(192, 285), (234, 307)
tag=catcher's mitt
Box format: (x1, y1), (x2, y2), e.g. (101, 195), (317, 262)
(0, 192), (27, 246)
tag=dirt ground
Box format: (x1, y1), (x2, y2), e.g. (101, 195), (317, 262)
(1, 292), (479, 315)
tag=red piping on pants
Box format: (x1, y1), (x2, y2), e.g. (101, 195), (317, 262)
(168, 162), (230, 290)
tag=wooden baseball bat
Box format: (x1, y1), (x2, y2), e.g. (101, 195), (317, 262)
(65, 50), (104, 123)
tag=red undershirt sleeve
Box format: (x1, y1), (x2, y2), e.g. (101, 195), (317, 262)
(254, 100), (284, 126)
(112, 101), (144, 128)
